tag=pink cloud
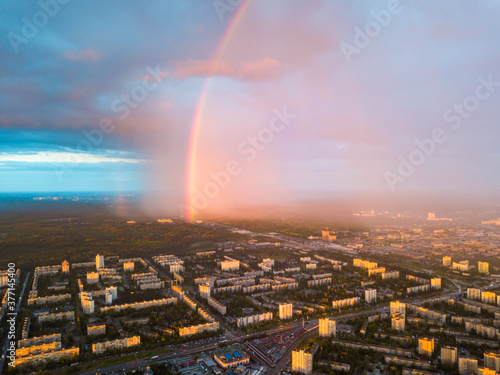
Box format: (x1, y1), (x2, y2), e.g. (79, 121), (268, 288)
(63, 49), (102, 62)
(173, 57), (282, 81)
(141, 71), (169, 82)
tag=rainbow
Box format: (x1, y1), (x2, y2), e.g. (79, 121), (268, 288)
(184, 0), (252, 222)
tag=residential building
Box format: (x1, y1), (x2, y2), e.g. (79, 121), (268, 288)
(199, 283), (211, 299)
(237, 312), (273, 327)
(458, 357), (478, 375)
(179, 322), (219, 337)
(418, 337), (434, 357)
(484, 351), (500, 372)
(467, 288), (482, 301)
(221, 260), (240, 271)
(332, 297), (360, 310)
(441, 346), (457, 365)
(368, 267), (386, 276)
(353, 258), (378, 270)
(453, 260), (469, 272)
(279, 303), (293, 319)
(80, 293), (94, 314)
(482, 291), (496, 305)
(87, 323), (106, 336)
(443, 256), (452, 267)
(477, 367), (496, 375)
(319, 318), (336, 337)
(392, 313), (405, 332)
(382, 271), (400, 280)
(431, 278), (441, 289)
(365, 288), (377, 304)
(100, 298), (176, 313)
(390, 301), (406, 315)
(123, 261), (135, 272)
(96, 254), (105, 269)
(292, 350), (313, 375)
(92, 336), (140, 354)
(479, 261), (490, 274)
(208, 297), (227, 315)
(86, 271), (99, 285)
(61, 260), (70, 274)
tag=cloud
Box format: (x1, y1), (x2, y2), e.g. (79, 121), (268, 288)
(63, 49), (102, 62)
(0, 151), (144, 164)
(173, 57), (283, 81)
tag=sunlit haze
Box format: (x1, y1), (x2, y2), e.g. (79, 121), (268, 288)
(1, 1), (499, 220)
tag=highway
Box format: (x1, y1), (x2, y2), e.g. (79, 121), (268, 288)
(79, 323), (313, 375)
(268, 324), (319, 375)
(76, 287), (458, 374)
(78, 306), (389, 375)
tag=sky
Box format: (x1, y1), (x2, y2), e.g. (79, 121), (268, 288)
(1, 1), (499, 218)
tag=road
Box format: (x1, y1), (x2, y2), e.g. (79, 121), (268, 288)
(78, 305), (391, 375)
(76, 286), (457, 374)
(0, 271), (29, 371)
(79, 343), (219, 375)
(268, 324), (319, 375)
(79, 322), (314, 375)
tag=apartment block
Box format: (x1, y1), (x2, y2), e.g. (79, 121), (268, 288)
(38, 311), (74, 323)
(468, 288), (482, 301)
(458, 357), (478, 375)
(430, 278), (442, 289)
(87, 323), (106, 336)
(453, 261), (469, 272)
(391, 301), (406, 315)
(484, 351), (500, 372)
(279, 303), (293, 319)
(365, 288), (377, 303)
(382, 271), (400, 280)
(307, 278), (332, 287)
(368, 267), (386, 276)
(179, 322), (219, 337)
(61, 260), (70, 274)
(407, 284), (430, 295)
(292, 350), (313, 375)
(81, 292), (95, 314)
(482, 291), (497, 305)
(86, 271), (99, 284)
(96, 254), (105, 269)
(16, 347), (79, 367)
(441, 346), (458, 364)
(123, 261), (135, 272)
(319, 318), (336, 337)
(221, 260), (240, 271)
(92, 336), (140, 354)
(353, 258), (378, 270)
(208, 297), (227, 315)
(199, 283), (211, 299)
(479, 261), (490, 274)
(418, 337), (434, 357)
(237, 312), (273, 327)
(100, 298), (177, 313)
(332, 297), (360, 310)
(392, 313), (405, 332)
